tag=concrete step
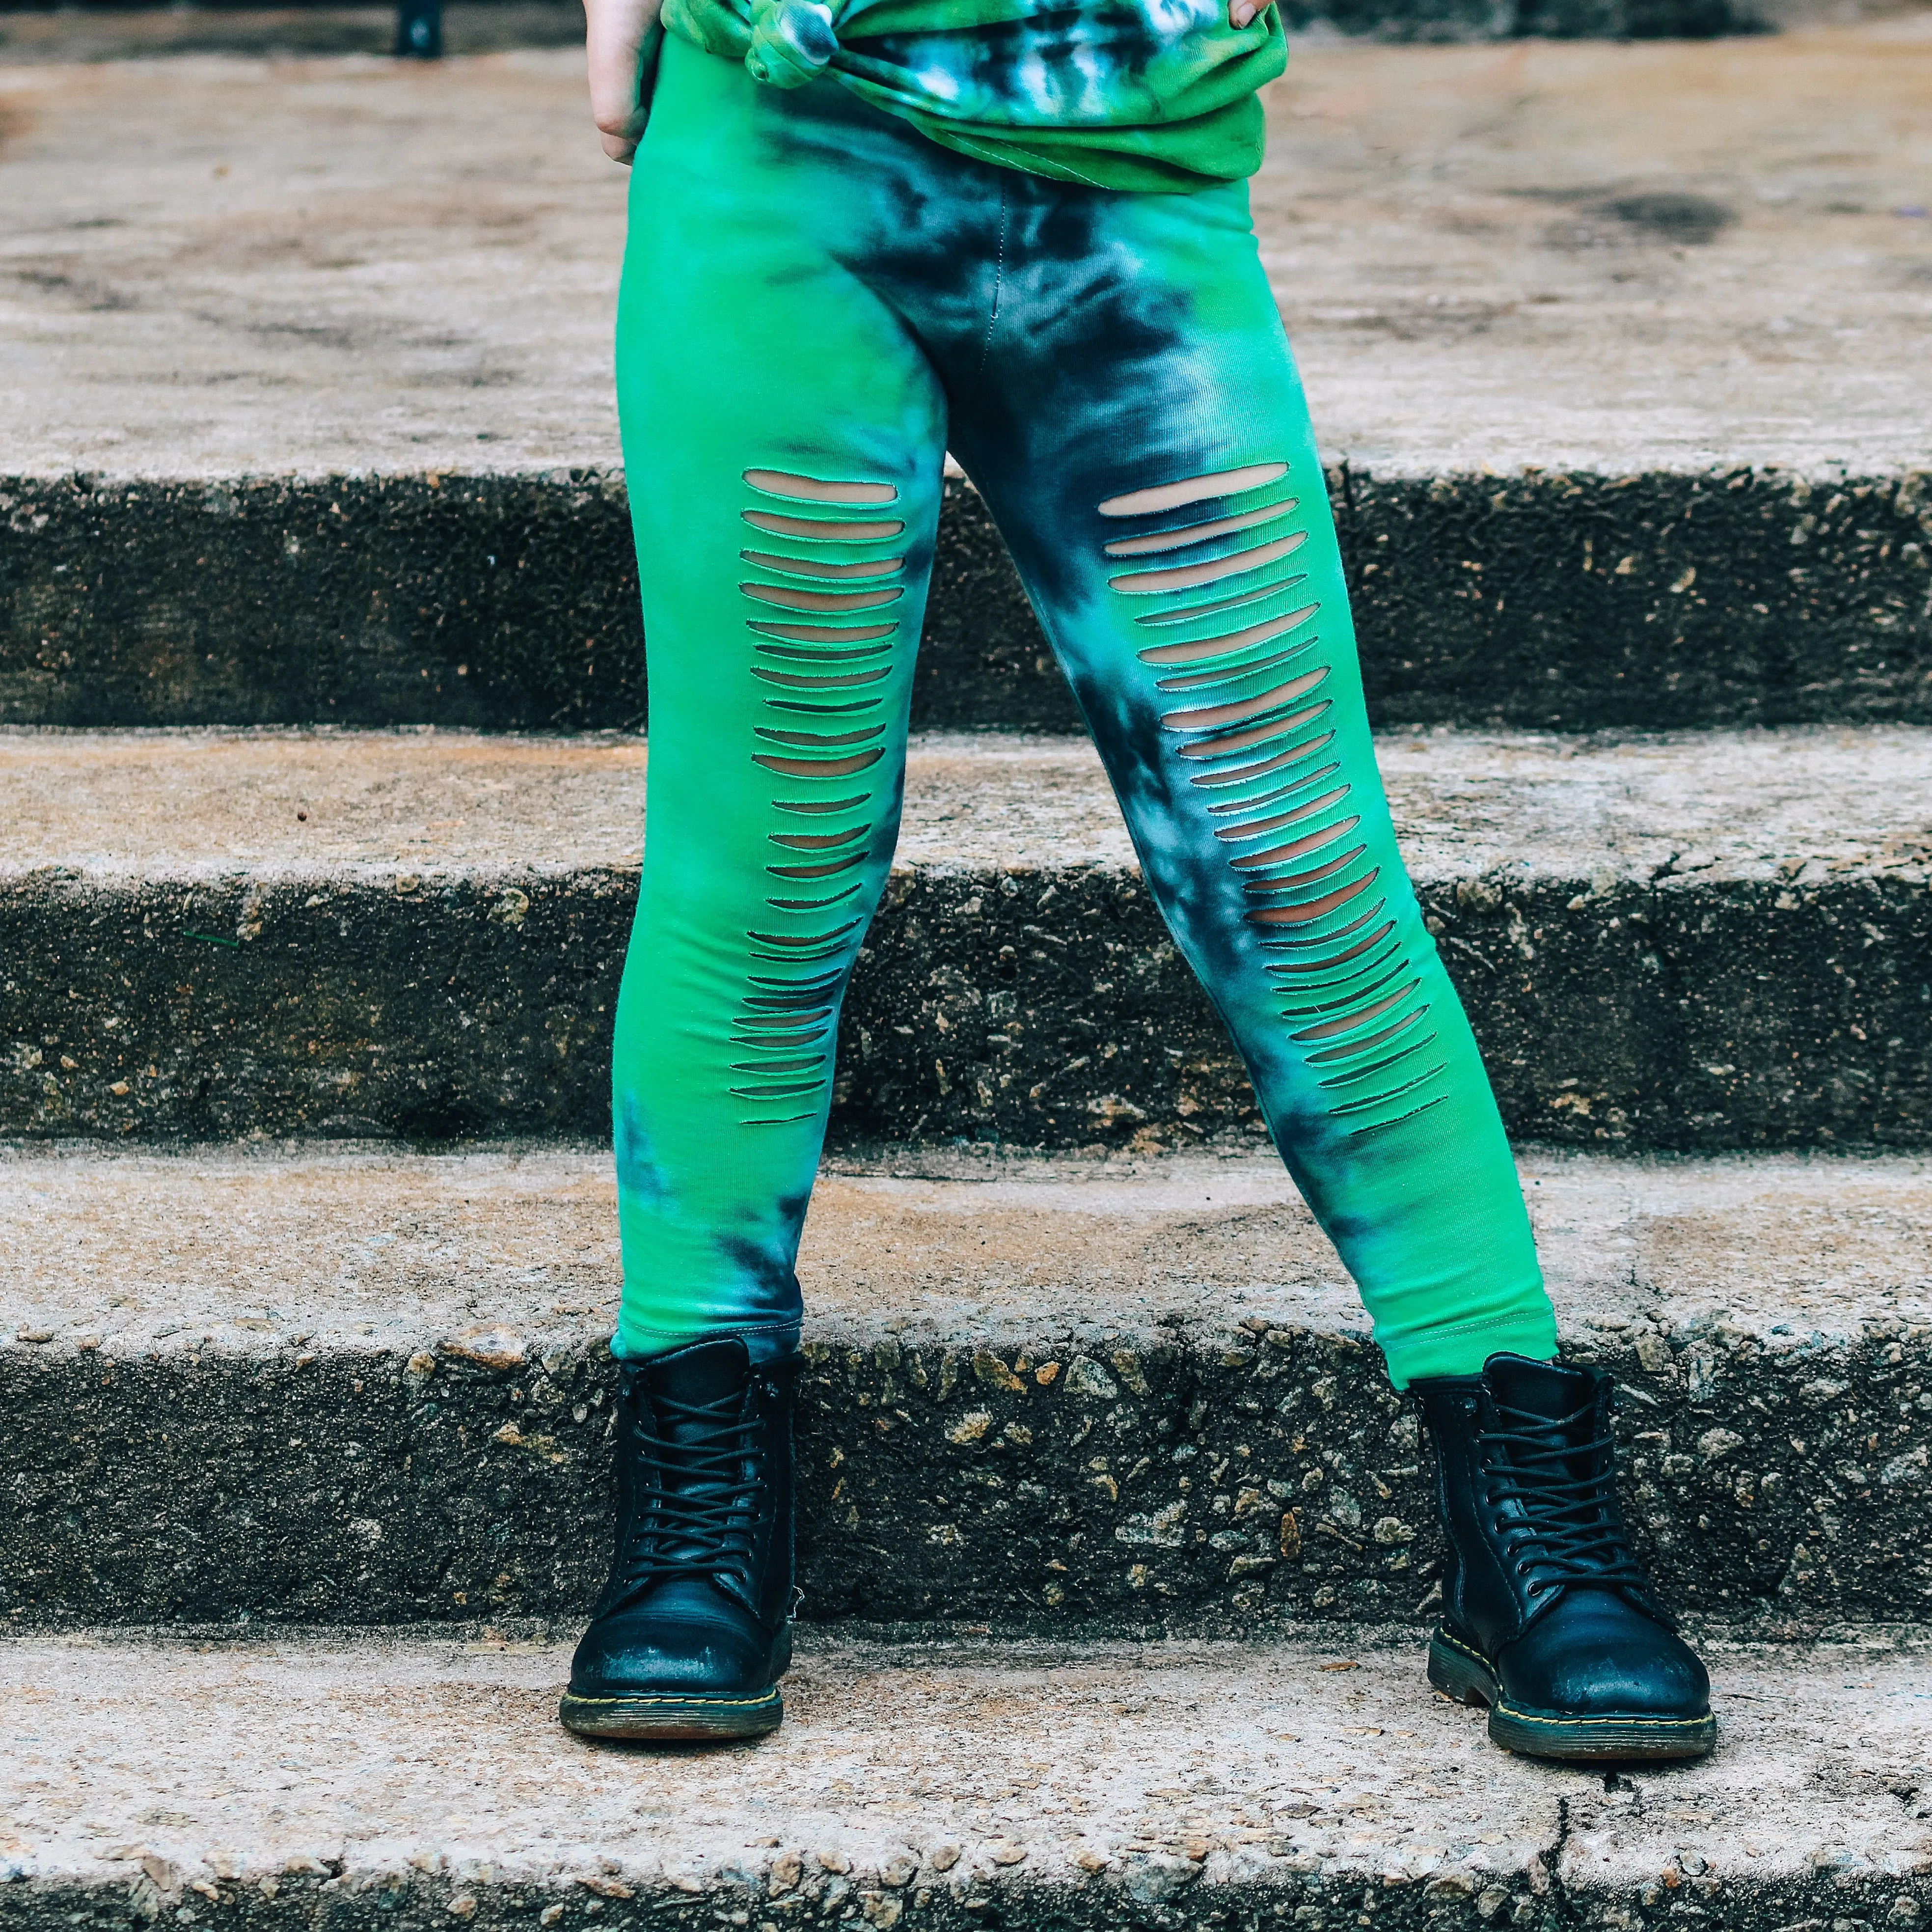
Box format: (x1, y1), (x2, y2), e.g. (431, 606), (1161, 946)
(2, 725), (1928, 1151)
(6, 31), (1930, 734)
(4, 1624), (1930, 1929)
(4, 1138), (1930, 1626)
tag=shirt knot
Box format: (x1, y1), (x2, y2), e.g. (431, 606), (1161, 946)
(745, 0), (840, 86)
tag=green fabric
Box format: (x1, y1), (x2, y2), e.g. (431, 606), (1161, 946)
(659, 0), (1286, 191)
(609, 40), (1557, 1388)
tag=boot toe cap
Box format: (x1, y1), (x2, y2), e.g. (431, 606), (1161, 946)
(1502, 1591), (1710, 1719)
(569, 1581), (780, 1699)
(1514, 1641), (1708, 1718)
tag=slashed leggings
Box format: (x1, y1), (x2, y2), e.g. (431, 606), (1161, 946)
(608, 34), (1557, 1387)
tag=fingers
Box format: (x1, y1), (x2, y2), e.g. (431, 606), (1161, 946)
(583, 0), (662, 162)
(589, 74), (649, 159)
(1229, 0), (1258, 21)
(595, 102), (647, 164)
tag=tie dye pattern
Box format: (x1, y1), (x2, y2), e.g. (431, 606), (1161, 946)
(610, 37), (1558, 1388)
(660, 0), (1286, 190)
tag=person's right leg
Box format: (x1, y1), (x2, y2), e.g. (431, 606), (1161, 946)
(606, 36), (948, 1367)
(563, 36), (949, 1741)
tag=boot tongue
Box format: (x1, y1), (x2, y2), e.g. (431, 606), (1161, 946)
(642, 1336), (753, 1414)
(1484, 1353), (1592, 1425)
(1482, 1353), (1625, 1592)
(634, 1337), (756, 1582)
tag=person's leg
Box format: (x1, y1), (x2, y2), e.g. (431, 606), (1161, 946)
(607, 36), (948, 1366)
(942, 173), (1553, 1392)
(564, 37), (948, 1742)
(945, 171), (1707, 1762)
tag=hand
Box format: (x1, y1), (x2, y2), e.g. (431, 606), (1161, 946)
(584, 0), (663, 165)
(1228, 0), (1257, 20)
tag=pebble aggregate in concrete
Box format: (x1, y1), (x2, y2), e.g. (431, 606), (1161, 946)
(5, 468), (1932, 735)
(0, 727), (1927, 1149)
(2, 1142), (1930, 1627)
(0, 1627), (1928, 1932)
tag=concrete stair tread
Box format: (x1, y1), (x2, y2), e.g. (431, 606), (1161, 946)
(3, 1625), (1928, 1913)
(3, 1141), (1931, 1358)
(8, 41), (1930, 739)
(6, 31), (1927, 477)
(4, 724), (1931, 886)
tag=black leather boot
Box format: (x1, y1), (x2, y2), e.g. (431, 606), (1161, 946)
(1412, 1353), (1714, 1763)
(559, 1335), (800, 1742)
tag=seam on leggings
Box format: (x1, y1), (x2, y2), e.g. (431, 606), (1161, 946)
(616, 1318), (802, 1347)
(1400, 1309), (1555, 1345)
(978, 177), (1008, 374)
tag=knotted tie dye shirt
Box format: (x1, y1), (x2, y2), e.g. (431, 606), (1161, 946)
(660, 0), (1286, 190)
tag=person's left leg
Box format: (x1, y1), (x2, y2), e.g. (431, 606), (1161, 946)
(944, 166), (1712, 1762)
(943, 169), (1551, 1393)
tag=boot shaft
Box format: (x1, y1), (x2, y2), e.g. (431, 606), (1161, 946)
(607, 1337), (800, 1632)
(1412, 1354), (1653, 1652)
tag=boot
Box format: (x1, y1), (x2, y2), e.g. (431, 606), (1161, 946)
(559, 1335), (800, 1742)
(1411, 1353), (1714, 1763)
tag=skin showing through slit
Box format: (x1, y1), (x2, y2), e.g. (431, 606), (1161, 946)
(1099, 462), (1445, 1139)
(732, 469), (906, 1126)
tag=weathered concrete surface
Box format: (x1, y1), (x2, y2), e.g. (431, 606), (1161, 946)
(1286, 0), (1927, 42)
(0, 1626), (1929, 1930)
(3, 32), (1931, 731)
(4, 1139), (1932, 1626)
(1251, 22), (1932, 482)
(0, 0), (1863, 61)
(0, 6), (589, 65)
(1, 725), (1928, 1149)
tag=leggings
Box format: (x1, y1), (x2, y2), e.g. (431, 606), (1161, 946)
(609, 35), (1558, 1388)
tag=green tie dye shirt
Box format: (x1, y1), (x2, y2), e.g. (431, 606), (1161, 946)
(657, 0), (1286, 191)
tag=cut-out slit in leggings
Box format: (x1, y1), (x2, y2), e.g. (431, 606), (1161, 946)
(729, 468), (910, 1126)
(1098, 458), (1451, 1140)
(743, 510), (907, 541)
(1110, 534), (1308, 596)
(744, 468), (898, 505)
(1097, 462), (1290, 518)
(1138, 606), (1320, 667)
(1214, 785), (1351, 842)
(741, 550), (906, 580)
(1102, 500), (1299, 558)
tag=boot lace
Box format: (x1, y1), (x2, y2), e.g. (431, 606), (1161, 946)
(1480, 1396), (1647, 1597)
(616, 1387), (764, 1592)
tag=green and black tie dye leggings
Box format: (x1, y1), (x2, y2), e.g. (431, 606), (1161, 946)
(608, 34), (1559, 1388)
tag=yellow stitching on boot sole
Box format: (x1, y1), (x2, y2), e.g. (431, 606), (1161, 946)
(1440, 1630), (1710, 1730)
(563, 1693), (781, 1709)
(1496, 1707), (1714, 1730)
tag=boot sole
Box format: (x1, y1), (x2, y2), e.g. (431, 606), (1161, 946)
(1427, 1630), (1715, 1764)
(557, 1686), (784, 1742)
